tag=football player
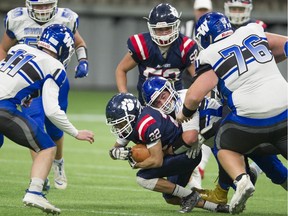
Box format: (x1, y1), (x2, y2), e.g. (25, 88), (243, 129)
(115, 3), (198, 105)
(0, 24), (94, 214)
(224, 0), (267, 30)
(176, 12), (287, 214)
(106, 92), (229, 213)
(197, 0), (288, 205)
(0, 0), (89, 190)
(142, 76), (219, 190)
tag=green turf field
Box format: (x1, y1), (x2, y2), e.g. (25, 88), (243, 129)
(0, 90), (287, 216)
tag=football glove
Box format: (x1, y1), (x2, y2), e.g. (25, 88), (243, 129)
(75, 60), (89, 78)
(127, 156), (137, 169)
(109, 147), (131, 160)
(186, 142), (202, 159)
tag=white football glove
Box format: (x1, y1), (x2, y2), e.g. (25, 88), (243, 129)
(186, 142), (202, 159)
(109, 147), (131, 160)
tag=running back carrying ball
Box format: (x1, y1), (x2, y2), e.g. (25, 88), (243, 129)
(131, 144), (150, 162)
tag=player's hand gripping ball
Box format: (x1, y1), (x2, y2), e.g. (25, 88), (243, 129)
(131, 144), (150, 162)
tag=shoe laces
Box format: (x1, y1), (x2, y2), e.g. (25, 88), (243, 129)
(55, 162), (64, 176)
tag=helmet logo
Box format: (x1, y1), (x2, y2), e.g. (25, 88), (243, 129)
(196, 20), (209, 37)
(121, 98), (136, 113)
(63, 32), (74, 50)
(220, 17), (232, 29)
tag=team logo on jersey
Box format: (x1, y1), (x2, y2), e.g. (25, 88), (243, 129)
(24, 27), (42, 35)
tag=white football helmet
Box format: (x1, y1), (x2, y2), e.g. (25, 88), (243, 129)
(224, 0), (253, 25)
(26, 0), (58, 23)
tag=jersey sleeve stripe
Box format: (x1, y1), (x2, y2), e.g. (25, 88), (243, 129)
(53, 69), (67, 88)
(136, 114), (156, 142)
(130, 34), (148, 60)
(181, 37), (195, 62)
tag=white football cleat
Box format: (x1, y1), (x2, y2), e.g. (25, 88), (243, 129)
(53, 160), (67, 190)
(23, 191), (61, 215)
(229, 174), (255, 214)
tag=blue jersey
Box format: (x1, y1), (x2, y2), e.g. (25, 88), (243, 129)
(3, 7), (79, 140)
(128, 106), (182, 149)
(127, 32), (198, 104)
(0, 44), (78, 152)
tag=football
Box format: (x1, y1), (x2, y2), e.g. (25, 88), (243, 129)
(131, 144), (150, 162)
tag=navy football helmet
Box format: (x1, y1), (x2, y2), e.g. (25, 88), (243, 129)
(106, 93), (142, 139)
(224, 0), (253, 25)
(195, 12), (234, 49)
(26, 0), (58, 23)
(38, 24), (75, 67)
(147, 3), (181, 46)
(142, 77), (178, 114)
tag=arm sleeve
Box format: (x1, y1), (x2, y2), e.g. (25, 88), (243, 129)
(42, 78), (78, 137)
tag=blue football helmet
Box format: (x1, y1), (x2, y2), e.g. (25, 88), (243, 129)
(147, 3), (181, 46)
(195, 12), (234, 49)
(106, 93), (142, 139)
(38, 24), (75, 67)
(26, 0), (58, 23)
(224, 0), (253, 25)
(142, 77), (178, 114)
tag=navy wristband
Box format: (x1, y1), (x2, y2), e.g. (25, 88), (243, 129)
(182, 104), (197, 118)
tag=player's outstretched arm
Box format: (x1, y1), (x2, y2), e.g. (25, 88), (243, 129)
(75, 130), (94, 144)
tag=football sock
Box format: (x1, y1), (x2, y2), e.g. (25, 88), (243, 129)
(54, 158), (64, 164)
(203, 200), (218, 211)
(29, 177), (44, 193)
(172, 185), (192, 198)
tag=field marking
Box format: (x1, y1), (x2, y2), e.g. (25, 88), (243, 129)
(62, 208), (142, 216)
(0, 204), (143, 216)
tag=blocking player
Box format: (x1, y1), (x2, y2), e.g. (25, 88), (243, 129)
(0, 0), (89, 190)
(197, 0), (288, 204)
(0, 24), (94, 214)
(176, 12), (287, 214)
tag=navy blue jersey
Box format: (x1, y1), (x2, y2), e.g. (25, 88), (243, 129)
(127, 32), (198, 104)
(128, 106), (182, 149)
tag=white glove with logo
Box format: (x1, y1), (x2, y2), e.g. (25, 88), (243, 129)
(109, 147), (131, 160)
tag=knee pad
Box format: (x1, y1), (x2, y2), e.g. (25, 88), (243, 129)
(136, 176), (158, 190)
